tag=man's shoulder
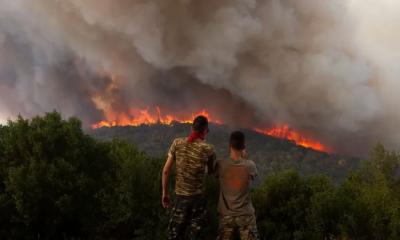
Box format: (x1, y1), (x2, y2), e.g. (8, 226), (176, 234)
(245, 159), (257, 168)
(172, 137), (187, 145)
(245, 159), (257, 177)
(172, 138), (214, 150)
(198, 141), (214, 149)
(186, 139), (213, 151)
(218, 158), (255, 167)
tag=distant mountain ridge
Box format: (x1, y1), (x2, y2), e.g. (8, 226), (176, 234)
(89, 122), (360, 182)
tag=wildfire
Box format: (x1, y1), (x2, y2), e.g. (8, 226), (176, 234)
(92, 107), (223, 128)
(254, 125), (331, 153)
(92, 107), (331, 153)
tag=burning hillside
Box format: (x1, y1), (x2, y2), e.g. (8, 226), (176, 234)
(254, 126), (331, 153)
(92, 107), (330, 153)
(92, 107), (222, 128)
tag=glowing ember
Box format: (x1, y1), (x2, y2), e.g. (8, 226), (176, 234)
(92, 107), (331, 153)
(92, 107), (222, 128)
(254, 125), (331, 153)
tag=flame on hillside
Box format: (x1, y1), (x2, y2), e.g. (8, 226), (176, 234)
(92, 107), (331, 153)
(92, 107), (223, 128)
(254, 126), (331, 153)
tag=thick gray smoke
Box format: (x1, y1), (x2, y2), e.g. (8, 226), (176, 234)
(0, 0), (399, 155)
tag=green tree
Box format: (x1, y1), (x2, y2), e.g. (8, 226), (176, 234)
(253, 170), (309, 239)
(253, 170), (348, 240)
(368, 144), (399, 181)
(339, 145), (400, 240)
(97, 139), (167, 239)
(0, 112), (112, 239)
(305, 175), (347, 239)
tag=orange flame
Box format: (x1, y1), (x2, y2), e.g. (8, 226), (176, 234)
(92, 107), (331, 153)
(92, 107), (222, 128)
(254, 125), (331, 153)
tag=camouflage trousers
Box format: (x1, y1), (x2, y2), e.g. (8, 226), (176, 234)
(168, 194), (207, 240)
(217, 214), (260, 240)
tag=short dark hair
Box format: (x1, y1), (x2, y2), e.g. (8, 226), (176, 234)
(230, 131), (245, 150)
(192, 115), (209, 133)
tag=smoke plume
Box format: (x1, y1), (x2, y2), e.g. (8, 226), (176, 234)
(0, 0), (399, 155)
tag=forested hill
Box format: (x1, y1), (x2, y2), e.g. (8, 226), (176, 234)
(1, 112), (400, 239)
(90, 122), (360, 182)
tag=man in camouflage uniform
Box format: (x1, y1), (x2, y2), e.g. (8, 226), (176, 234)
(215, 131), (260, 240)
(162, 115), (216, 240)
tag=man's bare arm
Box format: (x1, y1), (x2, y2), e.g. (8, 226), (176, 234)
(161, 155), (174, 208)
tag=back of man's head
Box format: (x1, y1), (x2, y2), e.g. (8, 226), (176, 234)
(230, 131), (245, 151)
(192, 115), (209, 133)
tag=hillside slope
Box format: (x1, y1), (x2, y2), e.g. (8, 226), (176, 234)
(90, 122), (360, 182)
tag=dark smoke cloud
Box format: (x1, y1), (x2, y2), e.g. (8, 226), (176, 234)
(0, 0), (399, 155)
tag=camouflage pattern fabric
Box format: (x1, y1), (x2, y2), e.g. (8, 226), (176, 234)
(168, 137), (216, 196)
(167, 195), (207, 240)
(217, 215), (259, 240)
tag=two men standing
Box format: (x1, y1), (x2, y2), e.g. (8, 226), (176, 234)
(162, 115), (260, 239)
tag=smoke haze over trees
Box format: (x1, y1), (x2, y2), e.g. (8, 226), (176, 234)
(0, 1), (400, 155)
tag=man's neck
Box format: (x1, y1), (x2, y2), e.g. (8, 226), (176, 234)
(230, 150), (242, 161)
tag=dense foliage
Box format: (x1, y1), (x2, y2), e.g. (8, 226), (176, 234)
(0, 113), (166, 239)
(0, 112), (399, 239)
